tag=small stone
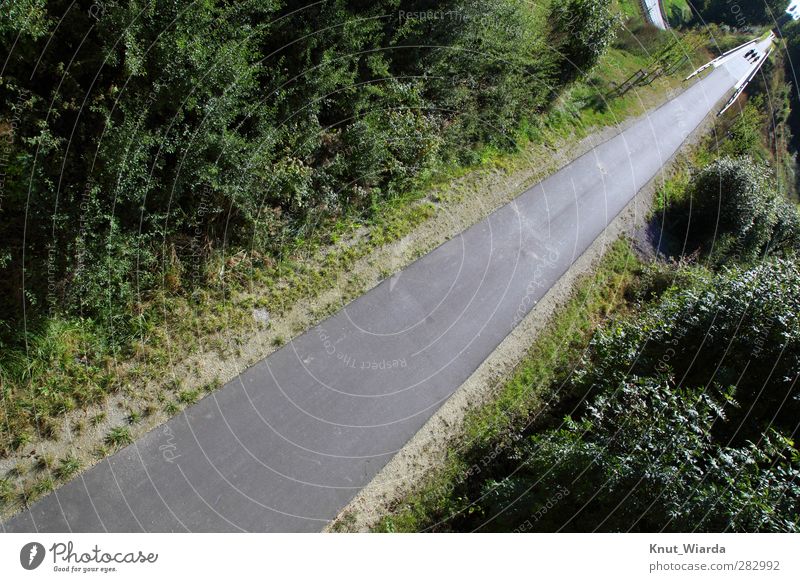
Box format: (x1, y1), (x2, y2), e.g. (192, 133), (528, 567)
(252, 308), (270, 326)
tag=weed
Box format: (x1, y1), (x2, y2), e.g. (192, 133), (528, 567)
(6, 463), (26, 478)
(202, 377), (223, 393)
(105, 426), (133, 449)
(55, 455), (81, 481)
(35, 453), (55, 472)
(0, 478), (14, 504)
(166, 378), (183, 392)
(178, 390), (200, 405)
(72, 419), (85, 436)
(23, 477), (55, 503)
(11, 432), (31, 451)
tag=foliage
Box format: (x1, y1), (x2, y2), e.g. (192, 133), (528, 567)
(0, 0), (617, 343)
(550, 0), (618, 84)
(0, 0), (625, 457)
(690, 0), (789, 27)
(470, 378), (800, 532)
(681, 156), (800, 263)
(378, 258), (800, 532)
(0, 319), (112, 456)
(428, 261), (800, 531)
(721, 99), (769, 160)
(662, 0), (693, 27)
(105, 426), (133, 449)
(577, 259), (800, 444)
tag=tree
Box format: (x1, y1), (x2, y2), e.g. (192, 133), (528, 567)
(1, 0), (592, 343)
(684, 156), (799, 263)
(691, 0), (789, 27)
(549, 0), (618, 83)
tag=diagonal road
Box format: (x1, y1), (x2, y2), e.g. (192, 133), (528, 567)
(3, 43), (759, 533)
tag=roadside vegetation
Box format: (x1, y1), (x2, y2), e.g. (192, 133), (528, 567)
(689, 0), (788, 27)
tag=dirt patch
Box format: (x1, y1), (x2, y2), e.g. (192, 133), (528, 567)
(631, 215), (674, 260)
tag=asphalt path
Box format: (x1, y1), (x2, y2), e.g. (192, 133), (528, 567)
(3, 45), (755, 533)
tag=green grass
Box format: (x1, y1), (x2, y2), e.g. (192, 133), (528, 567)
(104, 426), (133, 449)
(27, 478), (54, 501)
(615, 0), (644, 22)
(177, 389), (200, 405)
(54, 455), (81, 481)
(0, 478), (13, 503)
(369, 240), (642, 532)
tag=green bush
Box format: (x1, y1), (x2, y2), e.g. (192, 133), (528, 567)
(690, 0), (788, 27)
(549, 0), (618, 83)
(472, 378), (800, 532)
(0, 0), (623, 459)
(578, 258), (800, 443)
(687, 156), (799, 263)
(0, 0), (582, 340)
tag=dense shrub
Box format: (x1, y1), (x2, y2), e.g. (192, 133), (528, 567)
(549, 0), (618, 83)
(0, 0), (615, 347)
(0, 0), (622, 455)
(396, 260), (800, 532)
(472, 378), (800, 532)
(685, 156), (800, 262)
(690, 0), (789, 27)
(577, 259), (800, 444)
